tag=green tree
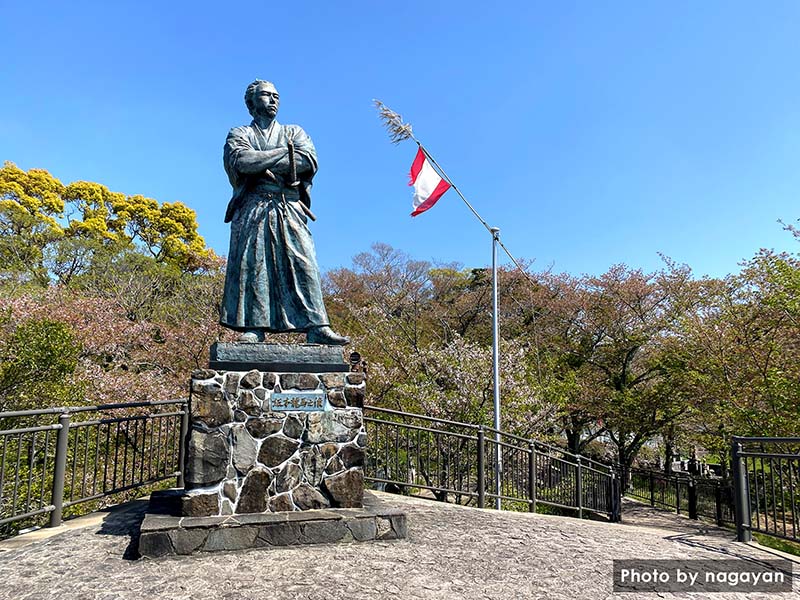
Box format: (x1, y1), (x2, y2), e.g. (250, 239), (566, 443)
(324, 244), (554, 437)
(0, 315), (83, 411)
(672, 245), (800, 467)
(0, 162), (65, 286)
(0, 162), (215, 286)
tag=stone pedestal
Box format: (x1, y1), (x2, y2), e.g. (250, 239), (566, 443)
(138, 490), (407, 558)
(183, 345), (367, 517)
(136, 343), (408, 558)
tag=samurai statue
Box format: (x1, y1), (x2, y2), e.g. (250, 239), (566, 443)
(219, 79), (348, 345)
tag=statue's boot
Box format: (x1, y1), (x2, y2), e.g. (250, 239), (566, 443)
(306, 326), (350, 345)
(239, 330), (265, 343)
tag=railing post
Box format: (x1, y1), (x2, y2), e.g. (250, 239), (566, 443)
(731, 438), (752, 542)
(48, 412), (70, 528)
(649, 470), (655, 506)
(688, 476), (698, 520)
(528, 442), (536, 513)
(477, 427), (485, 509)
(611, 471), (622, 522)
(176, 401), (189, 489)
(675, 476), (681, 514)
(714, 484), (724, 526)
(576, 457), (583, 519)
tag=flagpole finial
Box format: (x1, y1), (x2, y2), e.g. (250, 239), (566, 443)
(373, 99), (414, 144)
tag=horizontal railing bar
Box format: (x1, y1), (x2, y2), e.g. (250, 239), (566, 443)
(629, 469), (729, 484)
(483, 491), (535, 504)
(492, 433), (612, 472)
(542, 455), (610, 476)
(364, 406), (479, 431)
(62, 492), (106, 507)
(694, 481), (728, 488)
(66, 399), (188, 414)
(0, 399), (188, 419)
(485, 439), (529, 453)
(0, 505), (54, 526)
(484, 427), (539, 446)
(733, 436), (800, 443)
(579, 464), (615, 477)
(536, 447), (612, 472)
(531, 497), (613, 516)
(365, 406), (615, 473)
(0, 408), (73, 418)
(525, 436), (608, 467)
(363, 418), (477, 441)
(531, 444), (613, 472)
(739, 452), (800, 460)
(0, 411), (183, 435)
(70, 411), (185, 428)
(0, 424), (62, 436)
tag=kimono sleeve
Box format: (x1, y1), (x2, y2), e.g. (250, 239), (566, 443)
(223, 127), (255, 188)
(286, 125), (318, 176)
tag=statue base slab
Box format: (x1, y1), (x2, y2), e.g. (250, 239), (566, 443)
(138, 489), (407, 558)
(210, 342), (349, 372)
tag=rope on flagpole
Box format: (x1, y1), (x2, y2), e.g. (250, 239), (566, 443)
(497, 239), (541, 290)
(421, 140), (544, 293)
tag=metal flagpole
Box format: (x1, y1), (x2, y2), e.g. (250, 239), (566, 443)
(491, 227), (502, 510)
(374, 102), (509, 510)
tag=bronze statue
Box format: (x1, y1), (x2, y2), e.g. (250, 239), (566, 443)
(220, 80), (348, 345)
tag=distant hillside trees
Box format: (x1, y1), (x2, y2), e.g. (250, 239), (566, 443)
(0, 316), (82, 412)
(0, 162), (230, 410)
(325, 239), (800, 478)
(2, 162), (798, 475)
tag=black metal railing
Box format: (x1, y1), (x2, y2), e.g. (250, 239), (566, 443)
(2, 400), (624, 539)
(0, 400), (188, 539)
(732, 436), (800, 543)
(363, 406), (621, 521)
(627, 468), (734, 526)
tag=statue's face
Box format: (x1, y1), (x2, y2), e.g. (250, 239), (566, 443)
(250, 82), (280, 119)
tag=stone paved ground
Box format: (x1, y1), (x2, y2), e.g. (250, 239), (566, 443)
(0, 493), (797, 600)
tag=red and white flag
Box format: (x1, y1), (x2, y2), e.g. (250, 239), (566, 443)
(409, 147), (450, 216)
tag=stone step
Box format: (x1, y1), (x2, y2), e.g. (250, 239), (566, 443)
(138, 490), (407, 558)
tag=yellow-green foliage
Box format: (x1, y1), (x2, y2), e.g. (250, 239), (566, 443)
(62, 180), (127, 241)
(0, 162), (65, 219)
(0, 163), (66, 283)
(0, 161), (214, 280)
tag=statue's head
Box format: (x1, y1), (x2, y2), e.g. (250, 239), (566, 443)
(245, 80), (280, 119)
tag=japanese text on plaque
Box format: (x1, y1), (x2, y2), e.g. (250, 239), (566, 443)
(270, 391), (326, 412)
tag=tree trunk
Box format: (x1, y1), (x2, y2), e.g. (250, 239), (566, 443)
(565, 428), (582, 455)
(664, 439), (674, 475)
(618, 445), (631, 490)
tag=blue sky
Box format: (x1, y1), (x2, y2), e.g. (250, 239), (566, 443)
(1, 1), (799, 278)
